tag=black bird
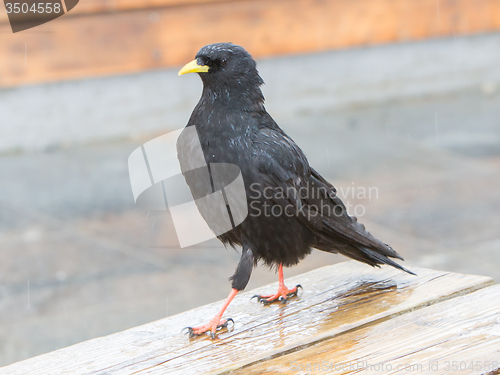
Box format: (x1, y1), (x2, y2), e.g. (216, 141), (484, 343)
(177, 43), (414, 338)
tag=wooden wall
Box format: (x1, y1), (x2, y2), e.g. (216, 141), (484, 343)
(1, 0), (499, 87)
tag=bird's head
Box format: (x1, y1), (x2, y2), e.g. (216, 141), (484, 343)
(178, 43), (264, 105)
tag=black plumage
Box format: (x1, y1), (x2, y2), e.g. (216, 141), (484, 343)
(178, 43), (414, 338)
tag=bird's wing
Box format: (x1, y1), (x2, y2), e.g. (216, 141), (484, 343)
(251, 127), (402, 260)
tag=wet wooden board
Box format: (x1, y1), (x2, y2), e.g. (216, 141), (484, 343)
(236, 284), (500, 375)
(1, 0), (500, 87)
(0, 261), (493, 374)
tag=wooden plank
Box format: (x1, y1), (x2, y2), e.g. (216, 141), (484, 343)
(0, 0), (236, 18)
(1, 0), (500, 87)
(60, 0), (234, 15)
(236, 284), (500, 375)
(0, 261), (493, 374)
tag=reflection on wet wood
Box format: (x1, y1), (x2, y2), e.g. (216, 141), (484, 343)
(0, 261), (494, 375)
(238, 284), (500, 375)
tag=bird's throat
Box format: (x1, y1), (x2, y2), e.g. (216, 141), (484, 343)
(200, 73), (265, 112)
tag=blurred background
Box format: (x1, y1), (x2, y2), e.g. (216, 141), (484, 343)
(1, 0), (500, 367)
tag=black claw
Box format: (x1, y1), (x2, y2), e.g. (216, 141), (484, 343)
(183, 327), (195, 338)
(253, 295), (268, 304)
(288, 284), (302, 297)
(183, 318), (234, 339)
(252, 286), (303, 307)
(223, 317), (234, 328)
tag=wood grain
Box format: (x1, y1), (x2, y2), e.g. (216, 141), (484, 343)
(1, 0), (500, 87)
(63, 0), (236, 15)
(0, 261), (493, 374)
(236, 284), (500, 375)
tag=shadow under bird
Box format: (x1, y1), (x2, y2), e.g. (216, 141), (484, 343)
(177, 43), (415, 338)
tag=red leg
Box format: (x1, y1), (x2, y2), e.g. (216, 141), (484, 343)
(253, 264), (301, 304)
(185, 288), (238, 338)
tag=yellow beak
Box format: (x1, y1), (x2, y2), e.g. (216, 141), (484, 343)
(178, 60), (210, 76)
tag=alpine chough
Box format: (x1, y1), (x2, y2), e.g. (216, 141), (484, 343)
(178, 43), (414, 338)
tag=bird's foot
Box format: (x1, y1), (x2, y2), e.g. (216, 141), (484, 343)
(183, 317), (234, 339)
(252, 284), (302, 305)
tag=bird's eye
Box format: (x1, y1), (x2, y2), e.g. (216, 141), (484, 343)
(220, 58), (228, 66)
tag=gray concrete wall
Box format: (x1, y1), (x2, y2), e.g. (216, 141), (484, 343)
(1, 33), (500, 153)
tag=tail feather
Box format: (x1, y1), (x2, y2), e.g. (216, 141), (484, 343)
(315, 238), (416, 276)
(307, 169), (415, 275)
(356, 246), (416, 276)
